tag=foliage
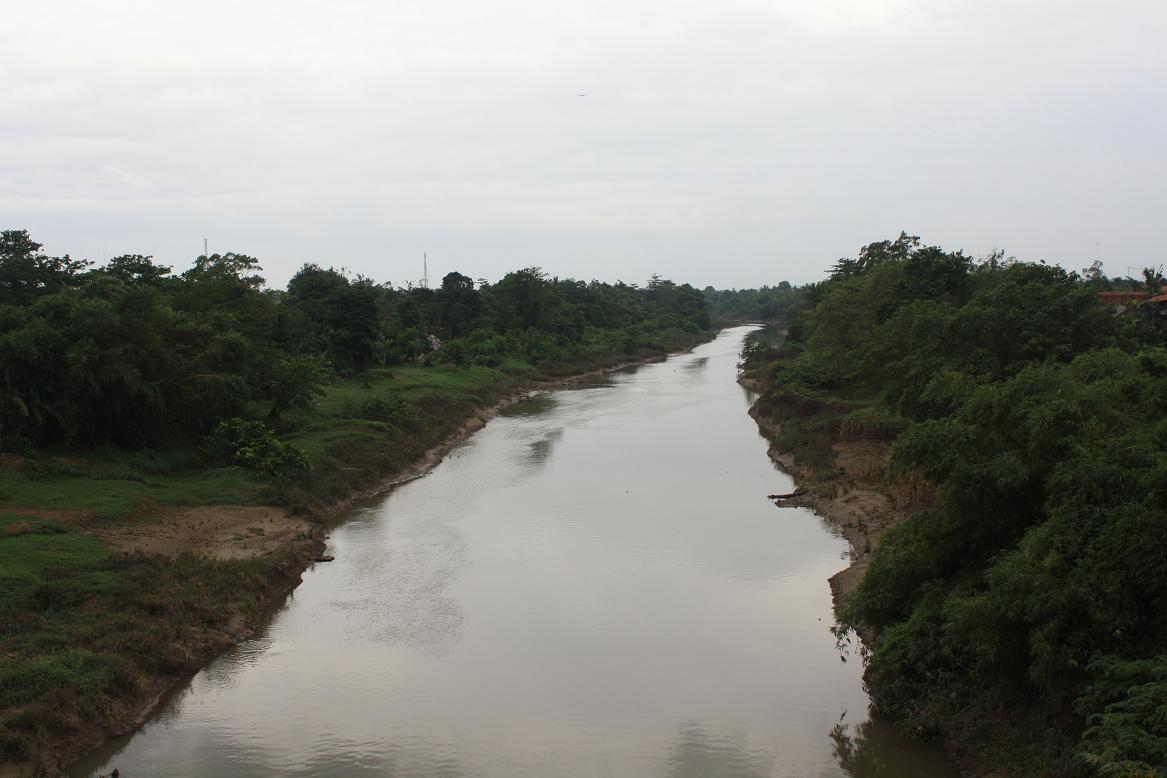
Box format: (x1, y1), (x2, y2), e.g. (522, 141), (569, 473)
(207, 419), (308, 479)
(703, 281), (803, 323)
(749, 233), (1167, 776)
(0, 230), (714, 452)
(0, 227), (725, 770)
(267, 354), (330, 421)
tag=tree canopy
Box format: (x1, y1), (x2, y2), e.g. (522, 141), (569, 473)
(752, 233), (1167, 776)
(0, 229), (711, 452)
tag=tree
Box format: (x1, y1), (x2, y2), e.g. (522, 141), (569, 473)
(0, 229), (89, 305)
(489, 267), (555, 330)
(283, 264), (382, 372)
(1141, 266), (1165, 295)
(267, 355), (330, 421)
(436, 271), (483, 339)
(100, 254), (172, 285)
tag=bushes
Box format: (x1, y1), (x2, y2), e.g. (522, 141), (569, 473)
(207, 418), (308, 479)
(838, 407), (906, 441)
(750, 234), (1167, 775)
(1079, 657), (1167, 776)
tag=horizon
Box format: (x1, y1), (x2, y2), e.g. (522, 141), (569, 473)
(7, 226), (1134, 292)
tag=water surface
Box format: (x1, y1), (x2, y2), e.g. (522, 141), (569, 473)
(74, 327), (954, 777)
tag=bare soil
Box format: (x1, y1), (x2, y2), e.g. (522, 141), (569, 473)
(747, 405), (934, 611)
(93, 505), (312, 561)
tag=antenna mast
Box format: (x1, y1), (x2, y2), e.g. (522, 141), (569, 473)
(424, 252), (429, 289)
(204, 237), (209, 258)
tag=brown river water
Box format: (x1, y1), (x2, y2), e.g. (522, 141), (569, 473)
(72, 326), (956, 778)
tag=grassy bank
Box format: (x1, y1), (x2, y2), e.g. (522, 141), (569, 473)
(0, 330), (711, 776)
(0, 513), (318, 775)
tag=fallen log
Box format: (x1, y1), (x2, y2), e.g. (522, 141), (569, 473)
(767, 489), (806, 500)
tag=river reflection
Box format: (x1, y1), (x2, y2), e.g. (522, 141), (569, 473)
(830, 719), (956, 778)
(72, 327), (955, 778)
(665, 720), (771, 778)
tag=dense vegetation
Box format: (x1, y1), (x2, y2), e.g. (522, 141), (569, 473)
(748, 233), (1167, 776)
(0, 228), (713, 772)
(703, 283), (803, 324)
(0, 229), (709, 453)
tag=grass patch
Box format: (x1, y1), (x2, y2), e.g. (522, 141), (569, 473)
(0, 513), (303, 764)
(0, 462), (264, 519)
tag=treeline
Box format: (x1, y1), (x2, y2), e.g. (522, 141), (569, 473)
(750, 233), (1167, 776)
(0, 230), (709, 451)
(703, 283), (803, 323)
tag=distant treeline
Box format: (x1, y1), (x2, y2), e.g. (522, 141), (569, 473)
(0, 230), (709, 451)
(749, 233), (1167, 776)
(702, 283), (803, 323)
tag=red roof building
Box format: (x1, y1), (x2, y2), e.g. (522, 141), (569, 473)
(1098, 291), (1152, 305)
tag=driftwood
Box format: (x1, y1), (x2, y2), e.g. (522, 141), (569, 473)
(767, 489), (806, 500)
(313, 555), (336, 563)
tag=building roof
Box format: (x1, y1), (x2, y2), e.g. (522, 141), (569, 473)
(1099, 291), (1152, 304)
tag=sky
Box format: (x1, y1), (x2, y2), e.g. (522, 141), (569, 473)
(2, 0), (1164, 290)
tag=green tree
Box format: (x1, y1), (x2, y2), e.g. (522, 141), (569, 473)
(0, 230), (89, 305)
(267, 355), (330, 421)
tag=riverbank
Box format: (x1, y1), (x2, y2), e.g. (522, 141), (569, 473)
(0, 513), (325, 778)
(738, 349), (933, 612)
(71, 324), (959, 778)
(739, 339), (1046, 778)
(0, 332), (713, 777)
(746, 406), (906, 607)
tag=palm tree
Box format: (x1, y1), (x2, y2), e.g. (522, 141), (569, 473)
(1141, 266), (1166, 295)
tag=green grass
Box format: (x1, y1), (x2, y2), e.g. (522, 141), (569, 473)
(0, 512), (305, 765)
(0, 462), (264, 520)
(0, 336), (710, 524)
(0, 515), (110, 609)
(267, 365), (524, 511)
(0, 365), (525, 525)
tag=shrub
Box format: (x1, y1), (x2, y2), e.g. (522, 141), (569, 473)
(206, 418), (308, 479)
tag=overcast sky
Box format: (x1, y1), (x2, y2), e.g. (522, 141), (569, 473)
(3, 0), (1164, 289)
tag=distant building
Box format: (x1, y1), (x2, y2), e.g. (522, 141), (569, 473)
(1150, 294), (1167, 326)
(1098, 291), (1152, 319)
(1098, 291), (1151, 306)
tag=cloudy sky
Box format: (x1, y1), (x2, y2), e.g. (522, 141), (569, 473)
(3, 0), (1164, 289)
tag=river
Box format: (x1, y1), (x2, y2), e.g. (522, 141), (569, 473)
(72, 326), (955, 778)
